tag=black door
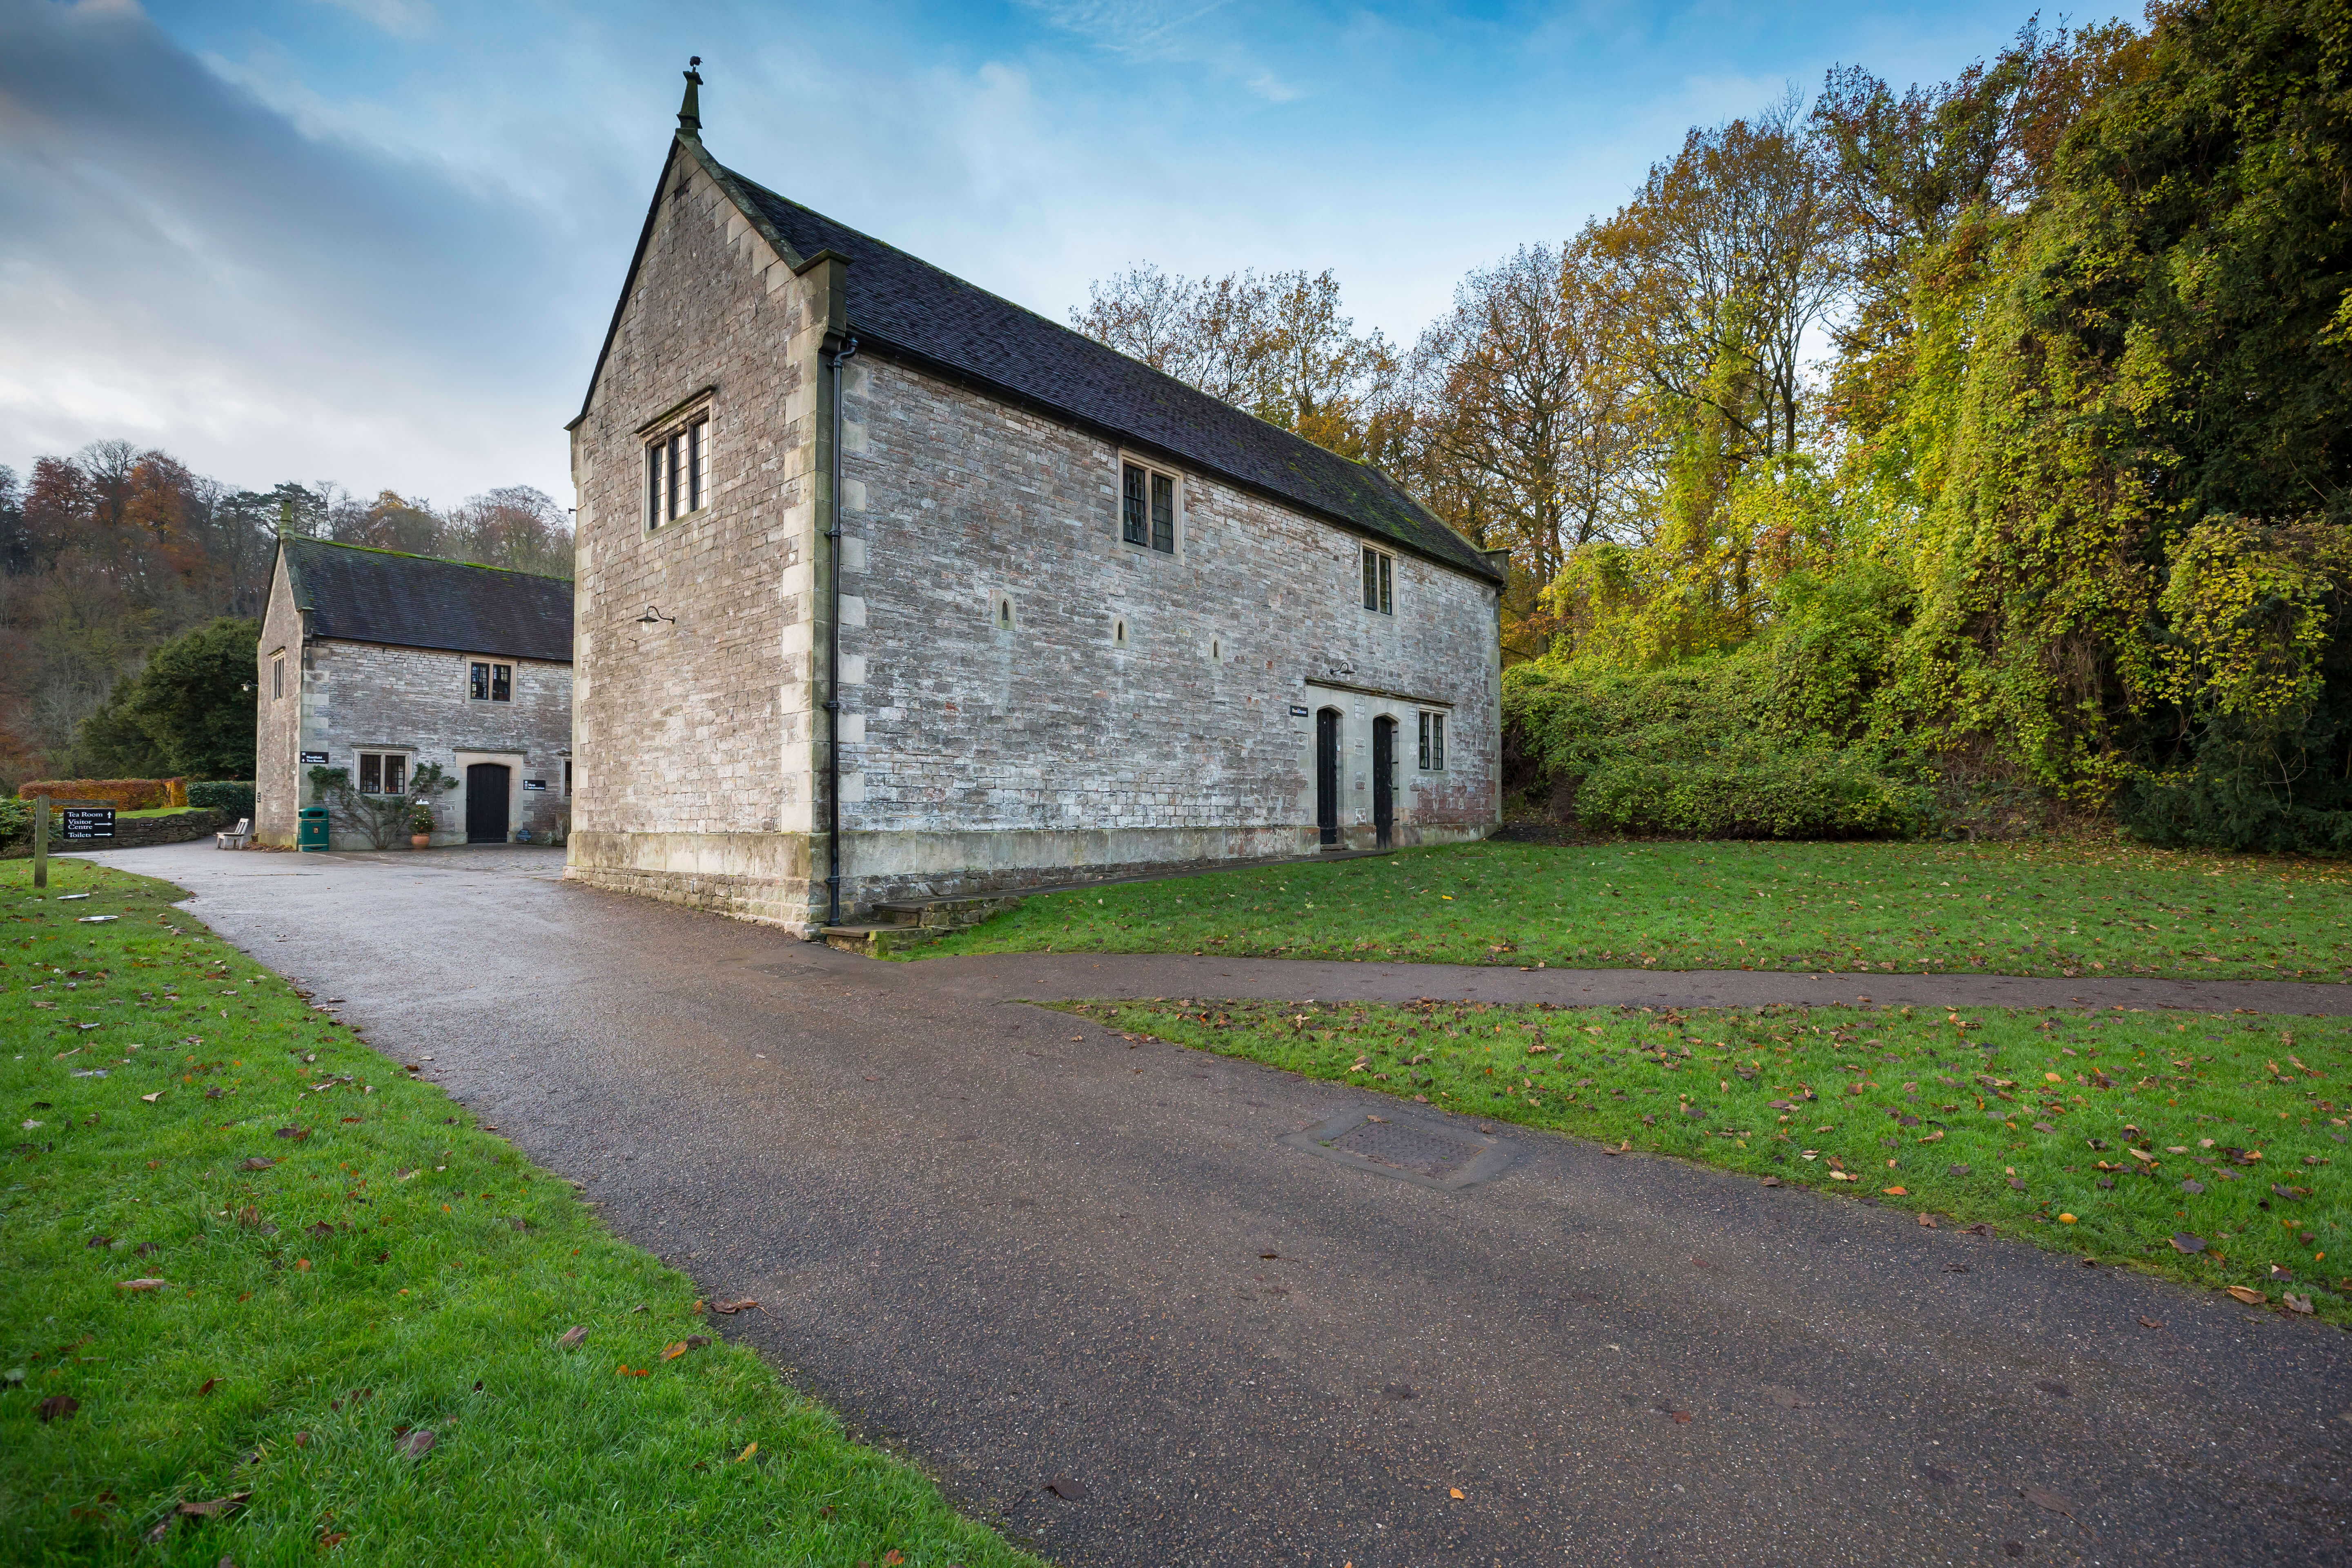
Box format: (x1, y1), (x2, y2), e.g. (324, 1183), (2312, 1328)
(1372, 715), (1395, 849)
(1315, 708), (1342, 847)
(464, 763), (510, 844)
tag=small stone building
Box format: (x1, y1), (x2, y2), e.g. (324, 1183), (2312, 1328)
(254, 539), (575, 850)
(563, 73), (1504, 931)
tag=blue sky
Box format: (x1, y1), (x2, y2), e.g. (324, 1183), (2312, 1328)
(0, 0), (2134, 508)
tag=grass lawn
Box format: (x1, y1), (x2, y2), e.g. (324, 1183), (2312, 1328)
(2, 858), (1036, 1568)
(1059, 994), (2352, 1325)
(921, 838), (2352, 980)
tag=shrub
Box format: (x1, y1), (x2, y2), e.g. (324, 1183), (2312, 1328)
(0, 797), (26, 846)
(186, 780), (256, 819)
(18, 778), (185, 811)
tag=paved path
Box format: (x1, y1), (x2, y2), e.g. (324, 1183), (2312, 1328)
(79, 844), (2352, 1566)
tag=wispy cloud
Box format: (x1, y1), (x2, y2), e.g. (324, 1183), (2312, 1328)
(1016, 0), (1301, 101)
(303, 0), (434, 40)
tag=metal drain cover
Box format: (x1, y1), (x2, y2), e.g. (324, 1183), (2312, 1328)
(1279, 1109), (1517, 1190)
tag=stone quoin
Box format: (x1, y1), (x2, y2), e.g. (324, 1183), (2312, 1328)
(563, 64), (1504, 933)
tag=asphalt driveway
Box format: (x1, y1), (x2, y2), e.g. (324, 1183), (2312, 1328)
(78, 842), (2352, 1565)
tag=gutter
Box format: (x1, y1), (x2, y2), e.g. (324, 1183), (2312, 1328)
(823, 332), (860, 930)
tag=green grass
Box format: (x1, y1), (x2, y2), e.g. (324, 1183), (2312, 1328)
(920, 838), (2352, 979)
(111, 807), (203, 821)
(1059, 995), (2352, 1323)
(2, 859), (1038, 1568)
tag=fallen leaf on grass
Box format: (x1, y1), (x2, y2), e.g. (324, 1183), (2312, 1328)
(116, 1278), (167, 1291)
(733, 1441), (758, 1463)
(397, 1430), (436, 1461)
(661, 1341), (688, 1362)
(709, 1298), (760, 1315)
(2285, 1294), (2315, 1315)
(238, 1157), (274, 1171)
(617, 1364), (648, 1377)
(2172, 1233), (2207, 1254)
(38, 1394), (78, 1422)
(1883, 1186), (1907, 1196)
(1918, 1213), (1936, 1228)
(273, 1127), (308, 1141)
(196, 1378), (217, 1396)
(557, 1327), (587, 1350)
(320, 1531), (346, 1548)
(140, 1092), (163, 1104)
(175, 1492), (249, 1519)
(2227, 1286), (2267, 1305)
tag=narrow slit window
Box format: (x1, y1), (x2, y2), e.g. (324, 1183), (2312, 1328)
(686, 418), (706, 514)
(271, 655), (285, 700)
(1363, 546), (1394, 613)
(564, 759), (573, 798)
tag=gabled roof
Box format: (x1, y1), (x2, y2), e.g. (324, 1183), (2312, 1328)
(281, 539), (573, 664)
(575, 134), (1502, 586)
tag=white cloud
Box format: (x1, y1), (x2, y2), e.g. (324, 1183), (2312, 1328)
(303, 0), (434, 40)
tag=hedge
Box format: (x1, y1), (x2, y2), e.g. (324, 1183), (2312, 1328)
(18, 777), (186, 810)
(186, 780), (256, 819)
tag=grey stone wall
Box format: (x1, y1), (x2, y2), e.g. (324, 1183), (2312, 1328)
(829, 354), (1501, 905)
(564, 138), (827, 925)
(254, 556), (305, 845)
(276, 639), (571, 851)
(564, 138), (1499, 931)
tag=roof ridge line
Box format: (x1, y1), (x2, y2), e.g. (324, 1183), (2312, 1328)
(287, 536), (573, 583)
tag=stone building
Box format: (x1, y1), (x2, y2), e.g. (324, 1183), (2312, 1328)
(564, 72), (1504, 931)
(254, 539), (575, 850)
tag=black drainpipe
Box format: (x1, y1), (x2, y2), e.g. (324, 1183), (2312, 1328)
(824, 332), (860, 929)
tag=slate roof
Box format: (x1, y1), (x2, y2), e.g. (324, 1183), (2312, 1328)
(282, 539), (573, 664)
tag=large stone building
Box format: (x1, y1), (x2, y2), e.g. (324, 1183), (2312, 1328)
(254, 539), (575, 850)
(564, 72), (1504, 931)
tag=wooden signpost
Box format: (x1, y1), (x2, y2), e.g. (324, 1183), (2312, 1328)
(32, 795), (47, 889)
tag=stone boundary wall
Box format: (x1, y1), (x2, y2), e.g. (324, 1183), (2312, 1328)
(2, 808), (230, 858)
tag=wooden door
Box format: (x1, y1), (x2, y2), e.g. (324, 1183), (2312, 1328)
(464, 763), (510, 844)
(1315, 709), (1341, 847)
(1372, 715), (1395, 849)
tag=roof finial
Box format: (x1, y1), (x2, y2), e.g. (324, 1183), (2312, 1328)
(678, 57), (703, 135)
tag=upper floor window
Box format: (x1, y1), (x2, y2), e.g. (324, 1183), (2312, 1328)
(646, 412), (710, 528)
(270, 653), (285, 700)
(470, 661), (512, 702)
(357, 752), (408, 796)
(1362, 546), (1394, 614)
(1121, 460), (1177, 555)
(1418, 711), (1446, 771)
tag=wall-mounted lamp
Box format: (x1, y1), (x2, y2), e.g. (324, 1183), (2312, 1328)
(1325, 659), (1357, 679)
(636, 604), (676, 627)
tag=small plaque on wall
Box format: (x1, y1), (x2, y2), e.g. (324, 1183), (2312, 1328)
(522, 778), (547, 791)
(300, 751), (330, 765)
(1289, 705), (1312, 717)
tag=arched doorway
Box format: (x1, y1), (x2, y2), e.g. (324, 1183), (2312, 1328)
(465, 762), (511, 844)
(1315, 708), (1342, 847)
(1372, 715), (1396, 849)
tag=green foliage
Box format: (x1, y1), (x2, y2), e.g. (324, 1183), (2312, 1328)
(0, 795), (25, 846)
(185, 779), (256, 819)
(71, 617), (260, 780)
(1525, 3), (2352, 850)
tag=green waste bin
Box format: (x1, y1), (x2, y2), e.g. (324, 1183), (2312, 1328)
(298, 806), (330, 852)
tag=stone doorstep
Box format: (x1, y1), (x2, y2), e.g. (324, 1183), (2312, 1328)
(820, 924), (938, 958)
(872, 894), (1025, 931)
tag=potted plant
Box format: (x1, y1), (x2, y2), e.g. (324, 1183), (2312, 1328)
(409, 804), (434, 849)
